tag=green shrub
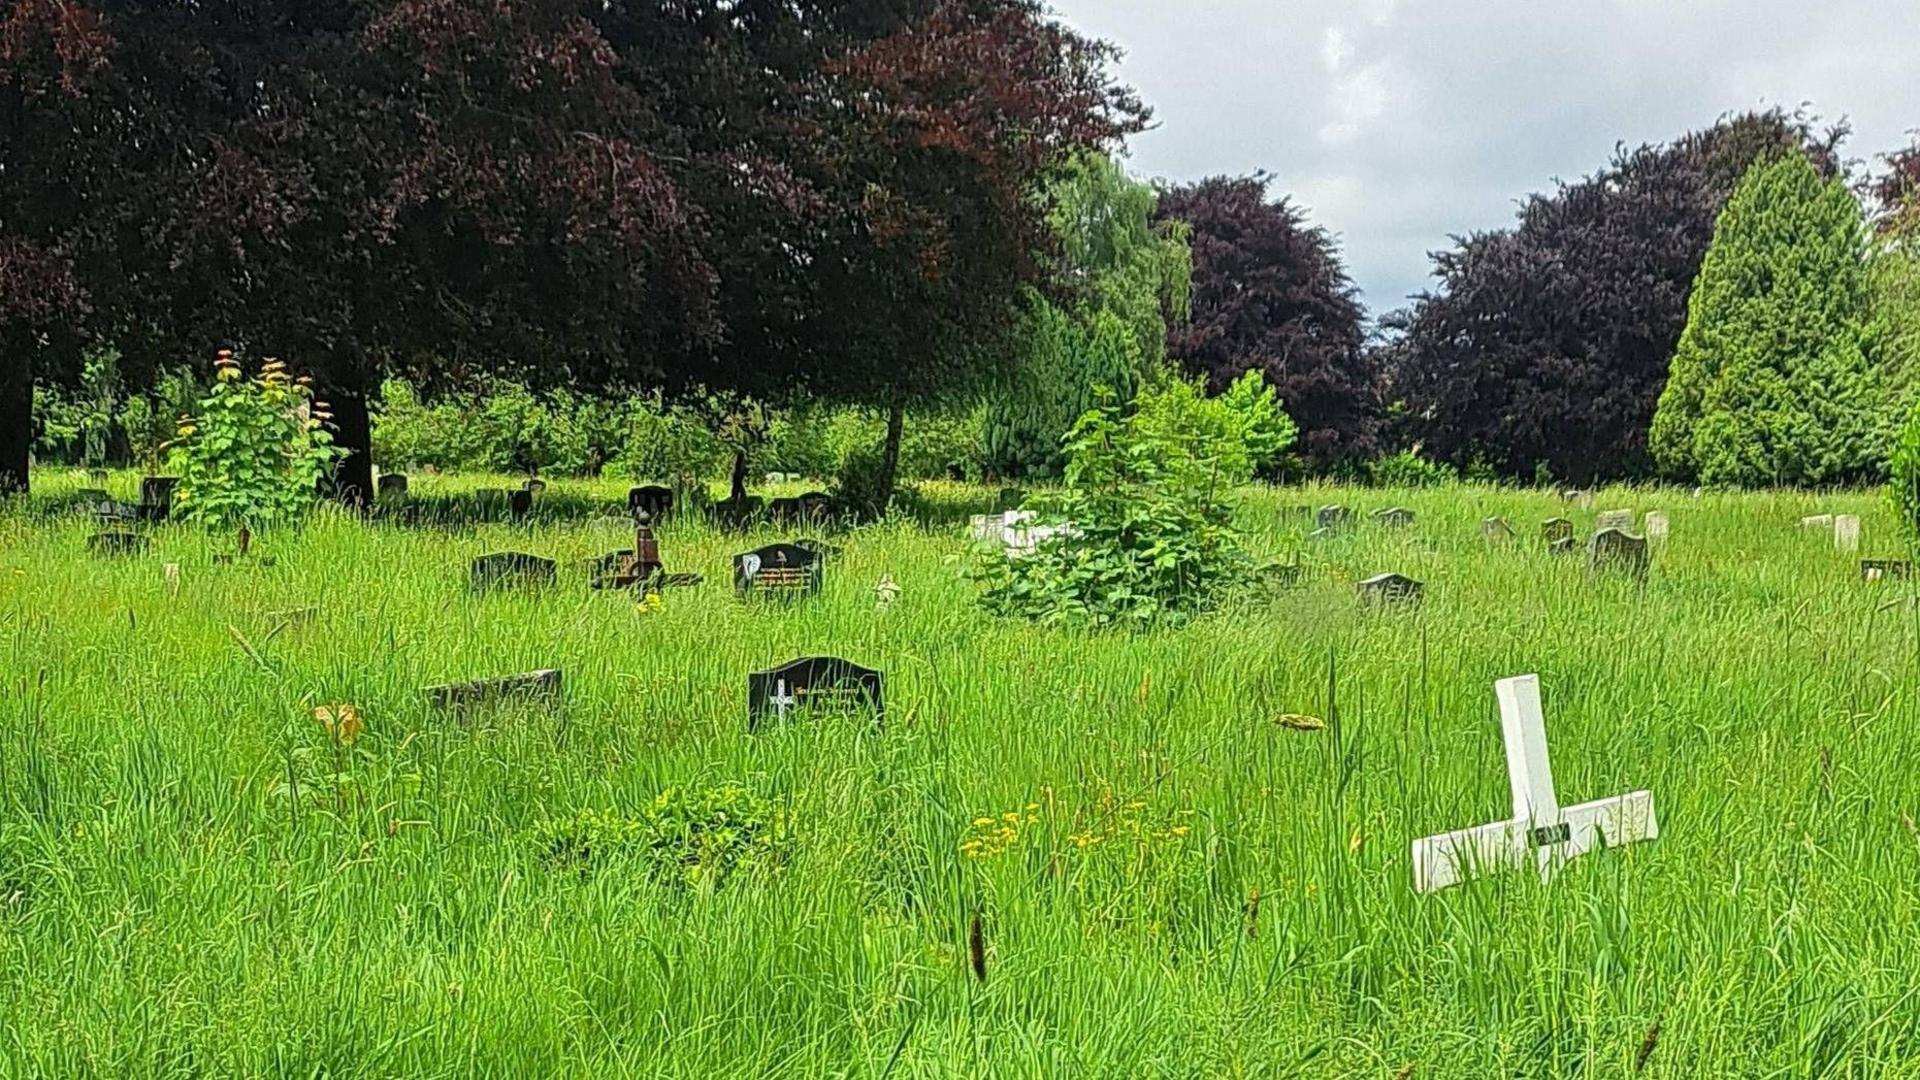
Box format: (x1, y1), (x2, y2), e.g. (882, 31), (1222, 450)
(529, 783), (789, 890)
(1890, 398), (1920, 551)
(169, 352), (340, 540)
(977, 374), (1292, 628)
(606, 393), (726, 487)
(1367, 449), (1457, 488)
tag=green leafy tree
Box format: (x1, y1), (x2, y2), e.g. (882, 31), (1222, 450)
(1889, 397), (1920, 552)
(977, 373), (1292, 628)
(169, 351), (340, 550)
(1872, 207), (1920, 407)
(1651, 155), (1886, 485)
(983, 155), (1192, 476)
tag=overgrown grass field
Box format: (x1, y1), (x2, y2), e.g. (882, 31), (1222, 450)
(3, 471), (1917, 1077)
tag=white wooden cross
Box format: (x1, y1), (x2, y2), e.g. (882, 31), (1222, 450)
(770, 679), (797, 722)
(1412, 674), (1658, 894)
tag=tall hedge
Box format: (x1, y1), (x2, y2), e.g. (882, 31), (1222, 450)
(1650, 154), (1885, 485)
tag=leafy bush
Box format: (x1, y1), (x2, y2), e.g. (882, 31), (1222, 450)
(605, 393), (726, 486)
(977, 375), (1292, 628)
(169, 352), (340, 538)
(529, 783), (789, 890)
(1367, 449), (1457, 488)
(1890, 398), (1920, 551)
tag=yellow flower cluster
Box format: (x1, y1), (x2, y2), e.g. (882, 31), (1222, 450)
(959, 804), (1040, 860)
(1068, 797), (1194, 853)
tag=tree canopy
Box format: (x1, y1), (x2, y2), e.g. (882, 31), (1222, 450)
(1154, 176), (1372, 473)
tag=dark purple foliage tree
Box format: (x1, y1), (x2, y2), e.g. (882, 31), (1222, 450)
(1378, 110), (1845, 484)
(1154, 176), (1375, 473)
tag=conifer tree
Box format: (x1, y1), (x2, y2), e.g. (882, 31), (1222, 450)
(1650, 154), (1885, 485)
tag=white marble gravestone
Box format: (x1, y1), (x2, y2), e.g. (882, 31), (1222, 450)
(1834, 515), (1861, 554)
(1643, 512), (1669, 542)
(1412, 674), (1658, 894)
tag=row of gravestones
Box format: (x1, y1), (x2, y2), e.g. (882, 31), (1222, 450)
(374, 476), (837, 529)
(468, 512), (837, 600)
(75, 476), (178, 524)
(417, 655), (883, 732)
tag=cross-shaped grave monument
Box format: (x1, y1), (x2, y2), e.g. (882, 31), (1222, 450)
(1412, 674), (1658, 893)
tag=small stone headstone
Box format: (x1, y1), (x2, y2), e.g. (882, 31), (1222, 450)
(734, 542), (822, 600)
(1861, 559), (1914, 583)
(629, 485), (674, 522)
(425, 668), (562, 713)
(376, 473), (410, 505)
(708, 495), (765, 529)
(770, 491), (833, 525)
(1357, 572), (1423, 606)
(747, 656), (884, 731)
(1801, 514), (1835, 529)
(140, 476), (179, 521)
(1562, 489), (1595, 510)
(88, 532), (149, 558)
(1481, 517), (1516, 540)
(1643, 512), (1670, 541)
(1542, 518), (1574, 547)
(1317, 505), (1354, 531)
(470, 552), (557, 592)
(508, 489), (533, 522)
(1587, 529), (1649, 581)
(1834, 515), (1861, 553)
(1373, 507), (1415, 528)
(1548, 536), (1576, 556)
(1595, 509), (1635, 532)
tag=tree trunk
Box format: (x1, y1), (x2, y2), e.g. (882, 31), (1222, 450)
(730, 450), (748, 504)
(323, 380), (374, 513)
(0, 348), (31, 497)
(877, 398), (905, 516)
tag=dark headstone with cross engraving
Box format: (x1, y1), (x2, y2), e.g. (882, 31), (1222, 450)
(425, 668), (563, 712)
(734, 542), (821, 600)
(747, 656), (884, 731)
(470, 552), (557, 592)
(139, 476), (179, 521)
(1373, 506), (1415, 528)
(1317, 505), (1354, 531)
(629, 485), (674, 522)
(1357, 572), (1423, 606)
(1542, 518), (1575, 548)
(1587, 528), (1649, 581)
(1862, 559), (1914, 582)
(88, 532), (150, 558)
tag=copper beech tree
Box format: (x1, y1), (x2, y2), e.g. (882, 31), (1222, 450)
(0, 0), (1142, 507)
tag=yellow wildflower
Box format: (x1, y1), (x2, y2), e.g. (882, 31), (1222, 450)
(313, 704), (363, 746)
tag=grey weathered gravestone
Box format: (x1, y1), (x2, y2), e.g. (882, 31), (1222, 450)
(1357, 572), (1423, 605)
(1587, 528), (1649, 581)
(88, 532), (149, 557)
(1482, 517), (1516, 540)
(140, 476), (179, 521)
(376, 473), (409, 504)
(734, 542), (822, 599)
(1542, 518), (1575, 547)
(1861, 559), (1914, 582)
(629, 485), (674, 522)
(425, 668), (563, 712)
(747, 656), (884, 731)
(1562, 489), (1595, 510)
(1801, 514), (1835, 529)
(1317, 505), (1354, 531)
(470, 552), (557, 592)
(1643, 512), (1670, 541)
(1373, 507), (1416, 528)
(1834, 515), (1861, 553)
(1595, 509), (1635, 532)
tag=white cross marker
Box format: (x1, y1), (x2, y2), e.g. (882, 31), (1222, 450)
(770, 679), (796, 721)
(1412, 674), (1658, 894)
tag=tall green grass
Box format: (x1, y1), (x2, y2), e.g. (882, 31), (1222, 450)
(2, 470), (1917, 1076)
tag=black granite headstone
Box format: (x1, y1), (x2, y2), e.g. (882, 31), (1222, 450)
(747, 656), (884, 731)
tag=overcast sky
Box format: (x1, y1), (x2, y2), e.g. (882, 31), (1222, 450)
(1059, 0), (1919, 319)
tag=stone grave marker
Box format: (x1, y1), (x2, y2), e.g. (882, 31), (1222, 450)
(1801, 514), (1835, 529)
(708, 494), (765, 529)
(587, 512), (702, 592)
(1260, 560), (1305, 590)
(1548, 536), (1577, 556)
(1587, 528), (1649, 581)
(1834, 515), (1861, 553)
(508, 489), (533, 523)
(629, 485), (674, 522)
(733, 542), (822, 600)
(1562, 489), (1595, 510)
(139, 476), (179, 521)
(376, 473), (410, 505)
(747, 656), (884, 731)
(470, 552), (557, 592)
(1643, 511), (1670, 542)
(770, 491), (833, 525)
(1542, 518), (1575, 548)
(1595, 509), (1635, 532)
(1373, 507), (1416, 528)
(88, 532), (149, 558)
(1482, 517), (1516, 540)
(1357, 572), (1423, 606)
(1861, 559), (1914, 583)
(1317, 505), (1354, 531)
(1413, 674), (1658, 893)
(425, 668), (563, 713)
(523, 477), (547, 496)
